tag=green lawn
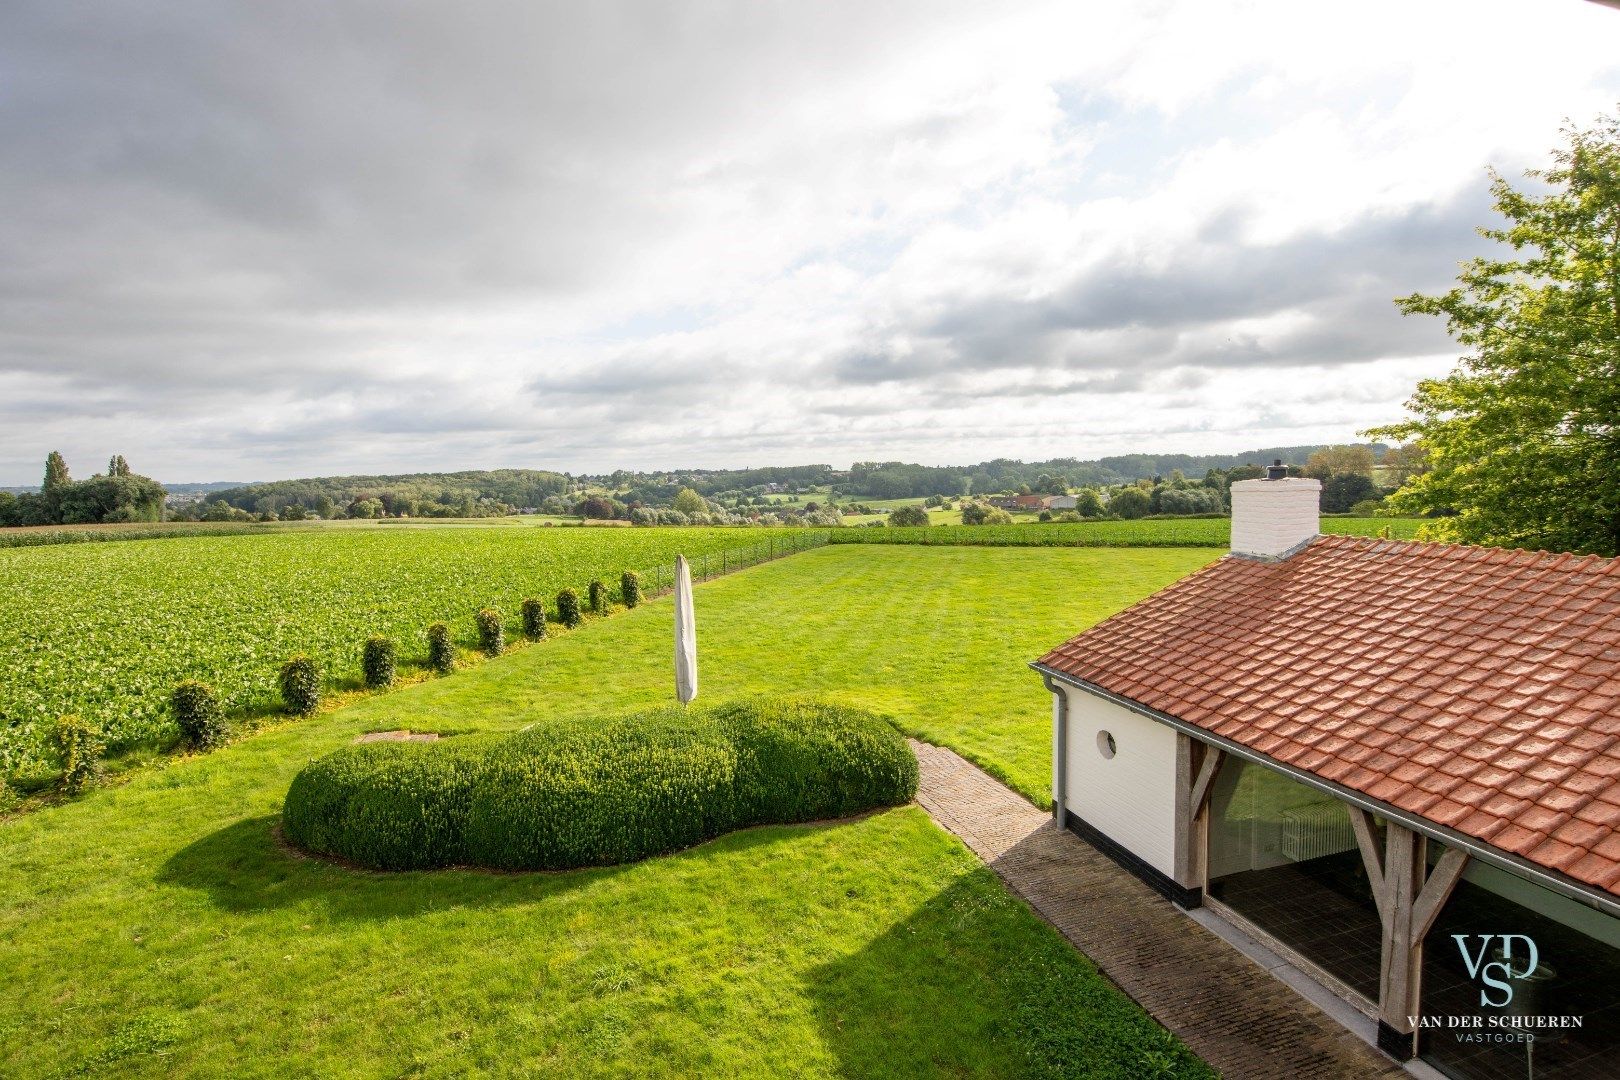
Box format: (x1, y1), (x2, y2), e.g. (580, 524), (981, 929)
(0, 545), (1216, 1078)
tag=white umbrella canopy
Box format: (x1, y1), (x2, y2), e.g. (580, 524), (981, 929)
(674, 554), (697, 704)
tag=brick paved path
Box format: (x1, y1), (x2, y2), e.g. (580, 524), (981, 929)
(911, 739), (1405, 1080)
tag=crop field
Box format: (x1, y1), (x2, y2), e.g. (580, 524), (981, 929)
(830, 515), (1427, 547)
(0, 527), (816, 773)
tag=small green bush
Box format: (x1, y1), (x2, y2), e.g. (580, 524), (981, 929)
(427, 623), (455, 674)
(621, 571), (641, 609)
(475, 608), (504, 656)
(279, 655), (321, 715)
(171, 680), (226, 749)
(281, 697), (917, 872)
(53, 714), (105, 794)
(362, 636), (397, 689)
(557, 588), (582, 628)
(888, 505), (930, 527)
(520, 597), (547, 640)
(588, 579), (607, 615)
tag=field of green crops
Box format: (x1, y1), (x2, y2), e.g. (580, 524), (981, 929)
(829, 515), (1427, 547)
(0, 527), (817, 775)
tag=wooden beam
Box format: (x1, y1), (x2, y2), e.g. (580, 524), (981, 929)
(1411, 847), (1469, 942)
(1377, 825), (1426, 1044)
(1173, 734), (1196, 887)
(1348, 806), (1387, 923)
(1188, 746), (1224, 820)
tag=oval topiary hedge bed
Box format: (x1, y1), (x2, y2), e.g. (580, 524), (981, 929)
(281, 697), (918, 871)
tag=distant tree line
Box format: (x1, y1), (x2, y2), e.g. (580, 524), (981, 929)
(0, 453), (166, 527)
(193, 469), (573, 521)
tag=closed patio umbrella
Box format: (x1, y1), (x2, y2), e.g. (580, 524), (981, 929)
(674, 554), (697, 704)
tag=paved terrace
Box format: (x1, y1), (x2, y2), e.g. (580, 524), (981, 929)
(910, 739), (1407, 1080)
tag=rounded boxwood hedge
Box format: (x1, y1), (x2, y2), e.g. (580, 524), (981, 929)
(280, 697), (917, 871)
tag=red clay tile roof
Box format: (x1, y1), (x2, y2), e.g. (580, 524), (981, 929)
(1036, 534), (1620, 898)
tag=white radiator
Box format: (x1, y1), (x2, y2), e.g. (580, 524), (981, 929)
(1280, 802), (1356, 863)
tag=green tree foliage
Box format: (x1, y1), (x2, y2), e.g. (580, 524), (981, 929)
(42, 452), (70, 493)
(56, 475), (167, 524)
(671, 487), (708, 516)
(1321, 474), (1379, 514)
(1153, 487), (1224, 515)
(620, 571), (641, 609)
(960, 502), (992, 525)
(887, 505), (930, 527)
(587, 579), (608, 614)
(8, 453), (165, 526)
(1073, 490), (1105, 517)
(1303, 445), (1376, 479)
(1108, 488), (1152, 519)
(1368, 114), (1620, 555)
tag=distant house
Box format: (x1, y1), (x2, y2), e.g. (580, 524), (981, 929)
(990, 494), (1047, 511)
(1044, 495), (1077, 511)
(1033, 468), (1620, 1073)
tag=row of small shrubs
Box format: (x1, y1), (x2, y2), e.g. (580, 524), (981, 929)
(30, 573), (656, 799)
(281, 697), (919, 872)
(283, 582), (629, 711)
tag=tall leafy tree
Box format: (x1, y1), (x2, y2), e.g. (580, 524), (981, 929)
(1369, 113), (1620, 556)
(42, 451), (70, 492)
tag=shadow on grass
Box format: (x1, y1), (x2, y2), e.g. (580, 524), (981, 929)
(156, 814), (624, 920)
(806, 864), (1213, 1080)
(157, 812), (861, 923)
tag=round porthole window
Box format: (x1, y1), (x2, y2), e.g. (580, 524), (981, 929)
(1097, 730), (1116, 759)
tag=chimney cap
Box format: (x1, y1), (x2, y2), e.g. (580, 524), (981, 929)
(1265, 459), (1288, 481)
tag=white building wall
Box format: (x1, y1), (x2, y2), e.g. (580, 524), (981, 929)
(1059, 685), (1180, 878)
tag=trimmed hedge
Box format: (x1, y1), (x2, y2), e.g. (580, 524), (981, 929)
(475, 608), (504, 656)
(172, 680), (226, 749)
(520, 597), (546, 640)
(279, 655), (321, 715)
(281, 697), (917, 872)
(557, 588), (582, 628)
(426, 623), (455, 674)
(53, 714), (104, 794)
(361, 636), (396, 689)
(621, 571), (641, 609)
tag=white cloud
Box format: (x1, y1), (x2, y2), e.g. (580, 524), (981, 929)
(2, 0), (1618, 482)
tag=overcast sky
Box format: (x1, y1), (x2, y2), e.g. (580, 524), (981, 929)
(3, 1), (1619, 483)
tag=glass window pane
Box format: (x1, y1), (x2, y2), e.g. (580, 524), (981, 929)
(1206, 757), (1382, 1001)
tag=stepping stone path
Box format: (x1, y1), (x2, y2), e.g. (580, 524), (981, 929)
(910, 739), (1407, 1080)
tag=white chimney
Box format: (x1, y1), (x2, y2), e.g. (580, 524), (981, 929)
(1230, 461), (1320, 559)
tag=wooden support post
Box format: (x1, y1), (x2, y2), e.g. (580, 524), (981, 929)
(1172, 736), (1223, 908)
(1371, 822), (1470, 1061)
